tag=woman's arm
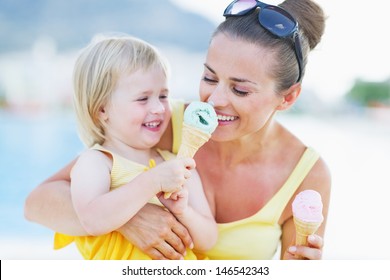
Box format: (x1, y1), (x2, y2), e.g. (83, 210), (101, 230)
(281, 157), (331, 260)
(118, 203), (194, 260)
(24, 158), (88, 235)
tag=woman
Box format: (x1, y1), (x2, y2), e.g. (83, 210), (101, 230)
(25, 0), (330, 260)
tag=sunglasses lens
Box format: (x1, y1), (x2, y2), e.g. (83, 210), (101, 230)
(224, 0), (257, 16)
(223, 1), (303, 83)
(259, 7), (297, 37)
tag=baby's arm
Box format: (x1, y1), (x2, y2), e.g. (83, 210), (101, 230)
(160, 169), (217, 252)
(71, 150), (195, 236)
(71, 150), (155, 236)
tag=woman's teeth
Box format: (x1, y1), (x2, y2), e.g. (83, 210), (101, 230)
(217, 115), (237, 121)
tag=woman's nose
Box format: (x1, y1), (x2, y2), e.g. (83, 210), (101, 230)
(207, 84), (228, 108)
(207, 100), (215, 107)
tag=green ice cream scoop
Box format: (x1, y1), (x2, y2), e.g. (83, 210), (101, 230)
(184, 101), (218, 134)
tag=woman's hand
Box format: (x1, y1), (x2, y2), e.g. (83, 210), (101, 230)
(283, 234), (323, 260)
(117, 203), (194, 260)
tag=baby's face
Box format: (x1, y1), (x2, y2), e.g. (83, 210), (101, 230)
(101, 66), (171, 149)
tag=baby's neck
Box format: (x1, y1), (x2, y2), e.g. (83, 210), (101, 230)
(101, 141), (158, 166)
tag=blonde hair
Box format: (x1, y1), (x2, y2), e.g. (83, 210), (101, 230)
(73, 34), (169, 147)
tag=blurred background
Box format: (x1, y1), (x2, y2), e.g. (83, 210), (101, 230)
(1, 0), (389, 259)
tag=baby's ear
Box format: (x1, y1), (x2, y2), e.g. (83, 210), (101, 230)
(276, 83), (301, 111)
(99, 107), (108, 121)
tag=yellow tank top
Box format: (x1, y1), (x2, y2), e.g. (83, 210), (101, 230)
(54, 143), (197, 260)
(170, 100), (320, 259)
(205, 148), (319, 259)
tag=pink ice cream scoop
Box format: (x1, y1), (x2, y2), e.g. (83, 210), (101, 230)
(292, 190), (323, 223)
(292, 190), (324, 248)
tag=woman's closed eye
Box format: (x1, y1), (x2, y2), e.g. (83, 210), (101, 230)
(202, 76), (218, 84)
(232, 87), (249, 96)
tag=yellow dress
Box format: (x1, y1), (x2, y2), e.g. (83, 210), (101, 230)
(54, 143), (197, 260)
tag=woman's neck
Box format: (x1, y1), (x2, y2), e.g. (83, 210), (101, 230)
(206, 119), (281, 167)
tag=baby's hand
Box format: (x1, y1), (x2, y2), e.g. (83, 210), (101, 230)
(149, 158), (195, 194)
(158, 186), (189, 216)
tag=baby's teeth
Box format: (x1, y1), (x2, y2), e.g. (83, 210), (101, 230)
(145, 122), (159, 127)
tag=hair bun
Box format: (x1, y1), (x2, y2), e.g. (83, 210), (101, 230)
(280, 0), (326, 50)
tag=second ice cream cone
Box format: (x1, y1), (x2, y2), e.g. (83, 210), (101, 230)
(292, 189), (323, 248)
(293, 216), (321, 246)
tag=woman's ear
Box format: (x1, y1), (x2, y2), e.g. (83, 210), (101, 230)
(276, 83), (301, 111)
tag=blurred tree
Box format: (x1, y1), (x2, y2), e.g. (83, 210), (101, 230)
(0, 86), (6, 108)
(346, 78), (390, 107)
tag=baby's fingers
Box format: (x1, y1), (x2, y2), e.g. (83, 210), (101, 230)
(181, 158), (196, 170)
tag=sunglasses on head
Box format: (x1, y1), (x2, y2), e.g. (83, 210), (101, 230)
(223, 0), (303, 83)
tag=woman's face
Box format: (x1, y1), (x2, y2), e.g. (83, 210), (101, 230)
(199, 33), (284, 142)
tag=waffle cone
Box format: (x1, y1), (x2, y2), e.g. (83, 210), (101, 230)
(177, 123), (211, 159)
(164, 123), (211, 199)
(293, 216), (322, 246)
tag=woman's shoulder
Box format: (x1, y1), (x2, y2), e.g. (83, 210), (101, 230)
(278, 121), (331, 194)
(302, 155), (331, 193)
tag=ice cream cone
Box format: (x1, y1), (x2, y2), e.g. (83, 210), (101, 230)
(177, 123), (211, 158)
(293, 216), (322, 246)
(292, 189), (323, 250)
(163, 123), (211, 199)
(163, 101), (217, 199)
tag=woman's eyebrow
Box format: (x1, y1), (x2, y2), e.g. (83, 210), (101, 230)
(230, 77), (257, 85)
(203, 63), (215, 74)
(204, 63), (257, 85)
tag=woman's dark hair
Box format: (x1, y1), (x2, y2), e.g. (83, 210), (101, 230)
(213, 0), (326, 92)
